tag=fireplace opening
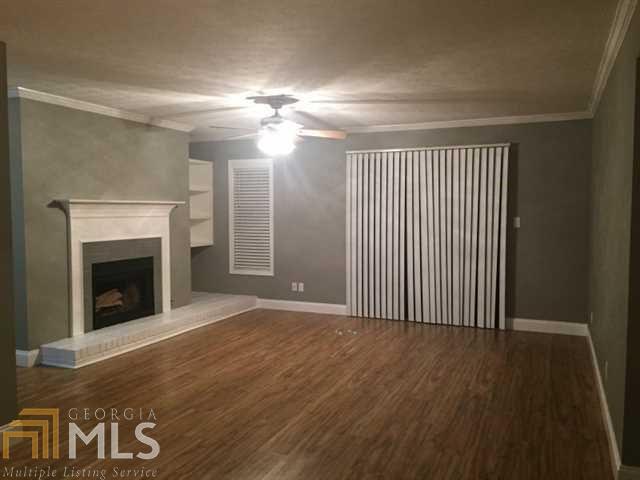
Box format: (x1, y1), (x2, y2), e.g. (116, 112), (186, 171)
(92, 256), (155, 330)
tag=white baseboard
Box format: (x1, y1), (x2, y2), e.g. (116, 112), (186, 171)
(257, 299), (347, 316)
(512, 321), (635, 478)
(511, 318), (589, 336)
(587, 327), (621, 479)
(15, 349), (40, 368)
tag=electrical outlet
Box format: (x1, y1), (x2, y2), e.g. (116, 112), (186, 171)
(604, 360), (609, 383)
(291, 282), (298, 292)
(513, 217), (521, 229)
(298, 282), (304, 292)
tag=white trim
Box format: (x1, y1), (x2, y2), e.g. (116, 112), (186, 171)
(189, 158), (211, 165)
(511, 319), (624, 478)
(587, 327), (621, 479)
(511, 318), (589, 336)
(590, 0), (638, 115)
(343, 112), (592, 135)
(11, 0), (636, 140)
(56, 199), (183, 336)
(228, 158), (275, 277)
(15, 349), (40, 368)
(257, 298), (347, 316)
(55, 199), (186, 207)
(8, 87), (193, 132)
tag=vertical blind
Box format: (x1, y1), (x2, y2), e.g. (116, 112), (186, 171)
(346, 144), (509, 329)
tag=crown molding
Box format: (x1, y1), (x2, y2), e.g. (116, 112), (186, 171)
(7, 87), (193, 132)
(8, 2), (635, 138)
(590, 0), (638, 115)
(343, 111), (593, 134)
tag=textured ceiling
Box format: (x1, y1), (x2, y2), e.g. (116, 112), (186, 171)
(1, 0), (618, 140)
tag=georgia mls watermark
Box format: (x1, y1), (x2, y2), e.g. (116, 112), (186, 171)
(2, 407), (159, 479)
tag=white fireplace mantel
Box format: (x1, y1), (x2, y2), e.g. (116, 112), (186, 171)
(56, 199), (185, 337)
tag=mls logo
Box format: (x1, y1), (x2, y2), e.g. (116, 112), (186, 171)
(2, 407), (159, 460)
(2, 408), (60, 459)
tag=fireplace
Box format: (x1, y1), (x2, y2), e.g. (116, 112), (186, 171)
(92, 257), (155, 330)
(83, 237), (164, 333)
(56, 199), (183, 336)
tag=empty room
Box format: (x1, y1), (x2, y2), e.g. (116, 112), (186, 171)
(1, 1), (639, 479)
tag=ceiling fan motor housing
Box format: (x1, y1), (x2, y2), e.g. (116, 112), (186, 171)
(248, 94), (299, 111)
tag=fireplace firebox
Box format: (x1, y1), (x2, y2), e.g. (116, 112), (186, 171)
(92, 257), (155, 330)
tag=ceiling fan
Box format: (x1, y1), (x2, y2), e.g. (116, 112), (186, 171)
(209, 94), (346, 156)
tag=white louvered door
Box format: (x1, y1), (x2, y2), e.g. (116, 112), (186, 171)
(228, 159), (274, 276)
(346, 144), (509, 329)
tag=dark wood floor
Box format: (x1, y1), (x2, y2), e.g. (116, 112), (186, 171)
(10, 310), (611, 479)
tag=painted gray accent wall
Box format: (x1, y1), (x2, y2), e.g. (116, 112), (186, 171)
(590, 5), (640, 467)
(191, 139), (347, 303)
(9, 98), (191, 350)
(190, 119), (591, 325)
(347, 122), (592, 324)
(0, 41), (18, 426)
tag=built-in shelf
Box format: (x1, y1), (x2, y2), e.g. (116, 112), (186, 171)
(191, 240), (213, 248)
(189, 159), (213, 248)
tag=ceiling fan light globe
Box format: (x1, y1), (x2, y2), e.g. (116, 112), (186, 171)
(257, 130), (296, 157)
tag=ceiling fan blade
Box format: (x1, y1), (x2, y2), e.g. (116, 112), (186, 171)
(209, 125), (254, 131)
(289, 110), (341, 129)
(158, 105), (250, 120)
(308, 98), (452, 106)
(298, 129), (347, 140)
(224, 132), (259, 140)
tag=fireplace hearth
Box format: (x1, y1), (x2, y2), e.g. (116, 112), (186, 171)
(92, 257), (155, 330)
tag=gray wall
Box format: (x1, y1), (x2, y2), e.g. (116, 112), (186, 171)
(590, 5), (640, 466)
(190, 119), (591, 324)
(10, 98), (192, 350)
(191, 139), (347, 303)
(0, 41), (18, 426)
